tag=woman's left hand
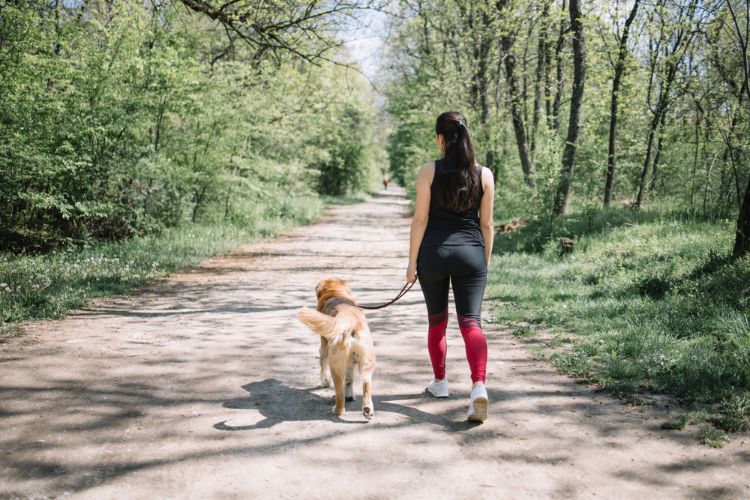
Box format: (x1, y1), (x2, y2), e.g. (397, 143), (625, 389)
(406, 262), (418, 284)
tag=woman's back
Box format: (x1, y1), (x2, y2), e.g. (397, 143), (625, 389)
(422, 159), (484, 247)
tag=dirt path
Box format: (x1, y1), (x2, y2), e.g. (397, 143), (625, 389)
(1, 187), (748, 499)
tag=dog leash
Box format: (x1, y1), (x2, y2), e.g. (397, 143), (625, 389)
(356, 279), (417, 310)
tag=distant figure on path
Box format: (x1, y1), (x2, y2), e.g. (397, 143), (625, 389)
(405, 111), (495, 422)
(383, 177), (390, 190)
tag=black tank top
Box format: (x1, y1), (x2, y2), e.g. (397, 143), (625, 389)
(421, 159), (485, 247)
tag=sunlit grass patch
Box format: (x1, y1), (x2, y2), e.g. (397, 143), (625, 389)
(0, 225), (252, 324)
(511, 325), (537, 338)
(0, 194), (327, 328)
(699, 425), (730, 448)
(487, 207), (750, 444)
(320, 192), (371, 205)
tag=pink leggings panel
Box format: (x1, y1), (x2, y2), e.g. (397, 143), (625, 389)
(427, 310), (487, 383)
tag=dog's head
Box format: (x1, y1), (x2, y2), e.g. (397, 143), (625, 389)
(314, 277), (353, 304)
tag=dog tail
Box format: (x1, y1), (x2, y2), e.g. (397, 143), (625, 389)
(297, 307), (356, 342)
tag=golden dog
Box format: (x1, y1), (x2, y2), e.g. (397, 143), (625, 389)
(297, 278), (376, 419)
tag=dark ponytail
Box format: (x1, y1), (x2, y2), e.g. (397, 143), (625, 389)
(434, 111), (481, 213)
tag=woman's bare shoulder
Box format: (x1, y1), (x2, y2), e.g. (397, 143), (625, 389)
(480, 166), (494, 184)
(419, 161), (435, 173)
(417, 161), (436, 184)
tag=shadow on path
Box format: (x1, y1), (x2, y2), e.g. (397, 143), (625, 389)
(213, 378), (480, 432)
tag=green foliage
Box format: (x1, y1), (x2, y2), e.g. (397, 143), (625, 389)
(383, 1), (749, 237)
(386, 73), (449, 196)
(0, 1), (379, 251)
(311, 102), (378, 197)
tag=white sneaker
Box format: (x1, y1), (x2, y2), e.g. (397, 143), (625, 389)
(425, 378), (449, 398)
(467, 382), (489, 422)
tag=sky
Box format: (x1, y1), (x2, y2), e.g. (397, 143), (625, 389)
(338, 7), (391, 90)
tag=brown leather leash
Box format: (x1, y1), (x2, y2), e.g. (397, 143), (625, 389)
(356, 279), (417, 310)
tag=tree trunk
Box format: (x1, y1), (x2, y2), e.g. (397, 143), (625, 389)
(689, 105), (702, 208)
(650, 134), (664, 194)
(531, 0), (551, 160)
(635, 0), (700, 208)
(650, 111), (668, 193)
(727, 0), (750, 258)
(485, 150), (495, 180)
(552, 0), (585, 215)
(192, 182), (210, 223)
(551, 0), (567, 133)
(501, 42), (536, 187)
(544, 13), (553, 122)
(497, 0), (535, 187)
(521, 21), (534, 135)
(635, 59), (679, 208)
(735, 172), (750, 258)
(635, 114), (659, 208)
(603, 0), (640, 206)
(717, 96), (745, 211)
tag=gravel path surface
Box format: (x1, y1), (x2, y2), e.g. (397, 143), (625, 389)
(1, 187), (748, 498)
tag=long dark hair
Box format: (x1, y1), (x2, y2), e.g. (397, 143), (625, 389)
(434, 111), (481, 213)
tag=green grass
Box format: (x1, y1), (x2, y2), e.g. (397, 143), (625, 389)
(511, 324), (537, 338)
(661, 414), (689, 430)
(487, 207), (750, 444)
(698, 425), (730, 448)
(320, 191), (372, 205)
(0, 193), (334, 333)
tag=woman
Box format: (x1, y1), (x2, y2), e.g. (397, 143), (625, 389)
(406, 111), (494, 422)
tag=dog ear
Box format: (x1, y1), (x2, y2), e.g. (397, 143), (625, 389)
(315, 279), (325, 298)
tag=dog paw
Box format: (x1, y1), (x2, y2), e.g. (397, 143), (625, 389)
(332, 405), (345, 417)
(320, 377), (332, 388)
(363, 406), (374, 420)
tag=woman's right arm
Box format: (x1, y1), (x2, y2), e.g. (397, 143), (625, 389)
(407, 163), (433, 283)
(479, 167), (495, 266)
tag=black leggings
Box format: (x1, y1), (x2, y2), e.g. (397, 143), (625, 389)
(416, 244), (488, 383)
(416, 244), (488, 324)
